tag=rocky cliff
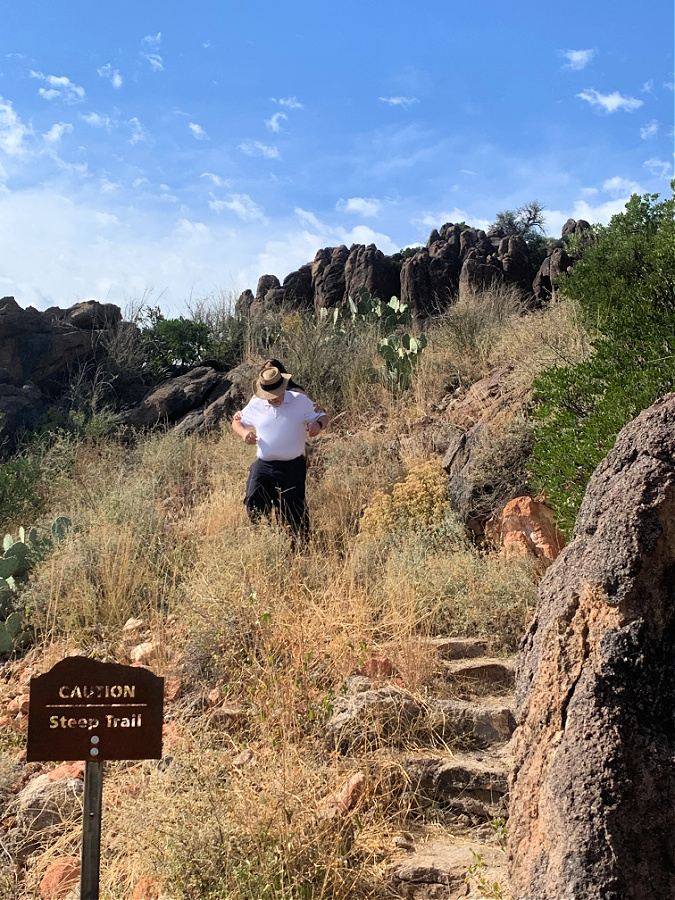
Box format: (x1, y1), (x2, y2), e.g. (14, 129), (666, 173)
(238, 218), (591, 321)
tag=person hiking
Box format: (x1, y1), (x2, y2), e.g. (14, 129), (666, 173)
(232, 363), (327, 540)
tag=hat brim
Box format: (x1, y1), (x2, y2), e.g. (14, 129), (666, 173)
(255, 372), (292, 399)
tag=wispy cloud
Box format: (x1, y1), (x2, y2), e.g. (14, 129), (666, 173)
(0, 96), (30, 156)
(201, 172), (231, 188)
(561, 49), (596, 71)
(577, 88), (643, 113)
(411, 207), (490, 232)
(644, 157), (673, 178)
(189, 122), (208, 140)
(43, 122), (73, 144)
(97, 64), (123, 89)
(127, 117), (149, 145)
(265, 112), (287, 133)
(640, 119), (659, 140)
(664, 80), (675, 92)
(31, 71), (85, 103)
(209, 192), (265, 221)
(642, 80), (654, 93)
(336, 197), (380, 217)
(81, 112), (114, 131)
(238, 141), (280, 159)
(141, 33), (164, 72)
(278, 97), (303, 110)
(379, 96), (419, 107)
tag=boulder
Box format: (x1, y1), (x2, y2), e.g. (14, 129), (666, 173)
(282, 264), (313, 309)
(0, 296), (94, 387)
(487, 495), (566, 566)
(0, 378), (45, 439)
(42, 300), (122, 330)
(174, 381), (244, 436)
(39, 857), (80, 900)
(14, 772), (83, 837)
(509, 393), (675, 900)
(311, 245), (349, 308)
(343, 243), (401, 305)
(123, 367), (228, 429)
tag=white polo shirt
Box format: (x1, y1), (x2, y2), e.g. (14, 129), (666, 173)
(239, 391), (322, 461)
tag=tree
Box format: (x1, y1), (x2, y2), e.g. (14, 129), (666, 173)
(492, 201), (547, 236)
(530, 184), (675, 535)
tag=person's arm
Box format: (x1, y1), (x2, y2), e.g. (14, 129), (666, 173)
(306, 414), (327, 438)
(232, 410), (257, 445)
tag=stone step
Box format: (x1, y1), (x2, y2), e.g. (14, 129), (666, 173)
(326, 683), (516, 753)
(390, 839), (508, 899)
(441, 657), (516, 689)
(400, 749), (510, 821)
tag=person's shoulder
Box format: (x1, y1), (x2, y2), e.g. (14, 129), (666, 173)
(287, 391), (313, 406)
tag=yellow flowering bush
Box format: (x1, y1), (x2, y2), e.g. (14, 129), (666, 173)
(359, 460), (451, 537)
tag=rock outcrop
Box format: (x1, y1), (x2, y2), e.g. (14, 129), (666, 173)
(123, 366), (244, 433)
(509, 393), (675, 900)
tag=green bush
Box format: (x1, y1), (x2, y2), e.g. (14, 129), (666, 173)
(530, 184), (675, 536)
(0, 458), (42, 530)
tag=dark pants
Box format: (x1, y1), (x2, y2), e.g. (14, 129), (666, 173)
(245, 455), (309, 539)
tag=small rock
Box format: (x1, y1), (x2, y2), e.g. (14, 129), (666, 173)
(47, 762), (85, 783)
(318, 772), (367, 819)
(123, 617), (146, 633)
(232, 749), (255, 769)
(7, 693), (30, 715)
(130, 641), (157, 665)
(360, 657), (395, 679)
(39, 856), (80, 899)
(211, 702), (246, 723)
(132, 876), (161, 899)
(165, 676), (182, 702)
(393, 831), (416, 851)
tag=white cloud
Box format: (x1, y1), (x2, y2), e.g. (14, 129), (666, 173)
(642, 80), (654, 93)
(561, 49), (596, 71)
(265, 112), (287, 133)
(202, 41), (211, 49)
(295, 208), (323, 230)
(640, 119), (659, 140)
(189, 122), (208, 140)
(278, 97), (303, 109)
(579, 187), (599, 196)
(0, 96), (31, 156)
(141, 33), (163, 71)
(644, 157), (673, 178)
(379, 96), (419, 107)
(43, 122), (73, 144)
(577, 89), (643, 113)
(81, 112), (114, 130)
(31, 72), (85, 103)
(411, 207), (490, 232)
(127, 117), (149, 145)
(603, 176), (640, 197)
(210, 192), (265, 221)
(336, 197), (381, 217)
(460, 169), (476, 176)
(238, 141), (280, 159)
(97, 64), (123, 89)
(664, 80), (675, 92)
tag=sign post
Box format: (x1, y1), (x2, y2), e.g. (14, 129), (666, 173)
(27, 657), (164, 900)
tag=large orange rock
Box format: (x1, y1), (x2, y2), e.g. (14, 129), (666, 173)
(489, 496), (565, 565)
(39, 857), (79, 899)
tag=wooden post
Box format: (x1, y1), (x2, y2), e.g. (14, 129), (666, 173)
(81, 760), (104, 900)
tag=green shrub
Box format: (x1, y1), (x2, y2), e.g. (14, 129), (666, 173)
(531, 184), (675, 536)
(0, 458), (42, 530)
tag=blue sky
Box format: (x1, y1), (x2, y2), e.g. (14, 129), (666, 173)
(0, 0), (673, 315)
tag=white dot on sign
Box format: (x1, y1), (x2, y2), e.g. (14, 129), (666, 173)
(91, 736), (99, 744)
(90, 747), (99, 756)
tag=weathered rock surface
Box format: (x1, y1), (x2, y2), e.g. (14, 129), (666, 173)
(509, 393), (675, 900)
(123, 366), (242, 431)
(391, 841), (507, 899)
(0, 296), (95, 387)
(0, 371), (45, 437)
(13, 772), (83, 837)
(487, 495), (566, 566)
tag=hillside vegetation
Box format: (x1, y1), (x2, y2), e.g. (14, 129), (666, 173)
(0, 187), (673, 899)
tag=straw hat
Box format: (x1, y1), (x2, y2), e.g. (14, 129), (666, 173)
(255, 365), (292, 399)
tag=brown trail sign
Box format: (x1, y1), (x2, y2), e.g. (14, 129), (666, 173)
(28, 657), (164, 900)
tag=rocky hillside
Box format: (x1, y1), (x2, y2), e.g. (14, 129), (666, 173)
(236, 218), (590, 321)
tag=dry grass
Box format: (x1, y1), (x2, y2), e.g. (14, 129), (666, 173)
(2, 293), (575, 898)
